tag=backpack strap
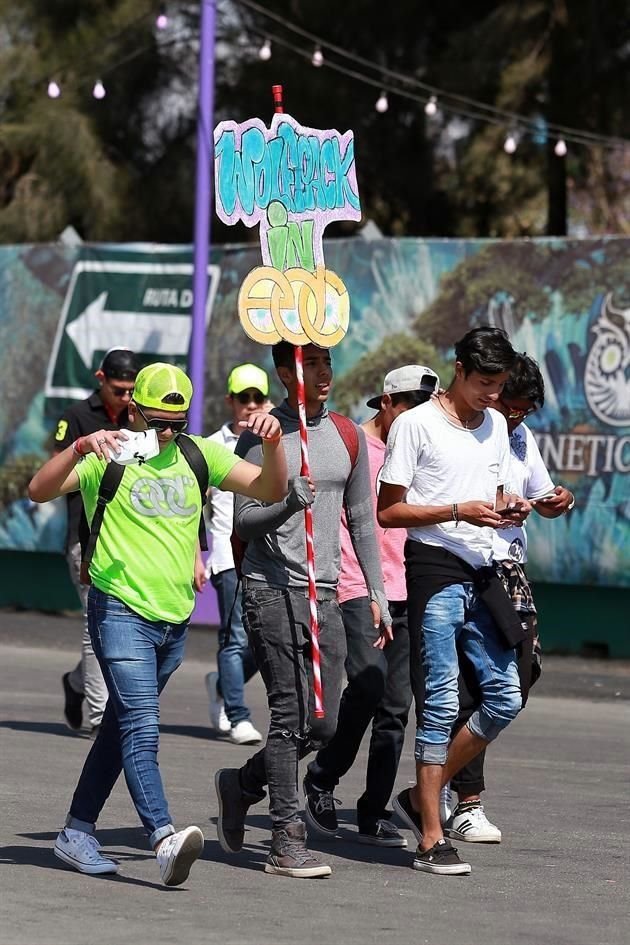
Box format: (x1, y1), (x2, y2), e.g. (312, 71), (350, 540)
(80, 461), (125, 583)
(81, 435), (210, 585)
(176, 433), (209, 551)
(329, 411), (360, 470)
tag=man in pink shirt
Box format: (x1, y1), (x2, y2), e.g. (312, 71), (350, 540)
(304, 365), (440, 846)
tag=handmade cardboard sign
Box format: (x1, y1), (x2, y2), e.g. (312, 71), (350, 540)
(214, 112), (361, 347)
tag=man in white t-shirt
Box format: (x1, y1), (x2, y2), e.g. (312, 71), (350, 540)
(378, 327), (529, 876)
(304, 365), (440, 847)
(445, 353), (574, 843)
(204, 364), (271, 746)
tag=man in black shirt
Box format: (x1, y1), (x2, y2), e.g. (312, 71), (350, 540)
(54, 347), (139, 735)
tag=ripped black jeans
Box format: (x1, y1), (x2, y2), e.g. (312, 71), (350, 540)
(239, 581), (346, 828)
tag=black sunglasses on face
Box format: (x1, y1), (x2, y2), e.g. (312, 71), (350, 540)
(234, 391), (265, 405)
(136, 404), (188, 433)
(107, 383), (134, 397)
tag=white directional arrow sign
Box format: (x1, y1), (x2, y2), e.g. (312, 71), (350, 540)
(66, 291), (192, 367)
(45, 258), (220, 401)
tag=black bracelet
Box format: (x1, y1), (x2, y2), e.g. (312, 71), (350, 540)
(452, 502), (459, 526)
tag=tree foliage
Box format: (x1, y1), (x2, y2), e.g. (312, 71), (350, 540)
(0, 0), (628, 243)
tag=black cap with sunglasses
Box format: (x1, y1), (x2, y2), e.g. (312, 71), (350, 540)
(53, 349), (139, 548)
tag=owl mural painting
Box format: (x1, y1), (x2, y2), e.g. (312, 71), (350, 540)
(584, 294), (630, 428)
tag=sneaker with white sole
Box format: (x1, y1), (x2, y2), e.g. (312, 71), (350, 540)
(413, 838), (471, 875)
(205, 672), (230, 734)
(303, 774), (340, 838)
(54, 828), (119, 875)
(440, 784), (453, 825)
(265, 822), (331, 879)
(156, 826), (204, 886)
(229, 720), (262, 745)
(357, 819), (407, 847)
(444, 803), (502, 843)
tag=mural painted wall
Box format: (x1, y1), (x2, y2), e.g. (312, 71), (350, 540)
(0, 238), (628, 588)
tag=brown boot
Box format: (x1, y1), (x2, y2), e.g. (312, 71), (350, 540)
(265, 822), (332, 878)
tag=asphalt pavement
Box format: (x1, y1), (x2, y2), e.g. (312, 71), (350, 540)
(1, 609), (629, 945)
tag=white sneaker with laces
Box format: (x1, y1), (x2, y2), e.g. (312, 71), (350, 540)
(205, 672), (230, 734)
(230, 719), (263, 745)
(444, 804), (502, 843)
(156, 826), (204, 886)
(54, 828), (119, 875)
(440, 784), (453, 825)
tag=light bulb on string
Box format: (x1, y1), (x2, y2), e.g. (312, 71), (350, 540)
(375, 92), (389, 113)
(504, 133), (518, 154)
(156, 8), (168, 30)
(312, 46), (324, 67)
(92, 79), (106, 100)
(554, 138), (567, 157)
(258, 38), (272, 61)
(424, 96), (437, 117)
(47, 80), (61, 99)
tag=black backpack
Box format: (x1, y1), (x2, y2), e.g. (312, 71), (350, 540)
(78, 434), (209, 585)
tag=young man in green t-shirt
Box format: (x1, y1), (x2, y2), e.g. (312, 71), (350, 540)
(29, 362), (287, 887)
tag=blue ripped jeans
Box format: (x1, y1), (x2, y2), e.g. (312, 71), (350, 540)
(65, 588), (187, 848)
(415, 582), (522, 765)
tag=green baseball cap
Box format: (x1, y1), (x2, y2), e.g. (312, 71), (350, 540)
(227, 363), (269, 397)
(132, 362), (193, 412)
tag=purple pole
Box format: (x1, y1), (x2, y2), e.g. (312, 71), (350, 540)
(188, 0), (216, 434)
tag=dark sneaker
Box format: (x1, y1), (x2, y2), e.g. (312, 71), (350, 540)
(265, 823), (331, 879)
(62, 673), (83, 731)
(358, 818), (407, 848)
(413, 838), (471, 875)
(303, 775), (340, 838)
(215, 768), (264, 853)
(392, 788), (422, 843)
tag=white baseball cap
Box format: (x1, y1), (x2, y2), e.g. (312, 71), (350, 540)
(366, 365), (440, 409)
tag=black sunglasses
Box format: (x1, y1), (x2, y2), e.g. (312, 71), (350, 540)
(233, 390), (265, 405)
(136, 404), (188, 433)
(107, 383), (134, 397)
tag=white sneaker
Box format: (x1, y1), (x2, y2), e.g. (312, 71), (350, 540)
(444, 804), (502, 843)
(230, 720), (262, 745)
(439, 784), (453, 825)
(156, 826), (204, 886)
(205, 672), (230, 734)
(54, 828), (119, 875)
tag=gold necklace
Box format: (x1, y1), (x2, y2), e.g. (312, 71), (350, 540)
(438, 395), (480, 430)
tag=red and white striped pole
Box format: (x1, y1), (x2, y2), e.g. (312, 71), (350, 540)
(293, 346), (325, 718)
(272, 84), (324, 718)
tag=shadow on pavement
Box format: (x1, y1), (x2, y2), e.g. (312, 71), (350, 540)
(159, 723), (224, 741)
(201, 836), (267, 872)
(0, 720), (84, 739)
(224, 810), (413, 869)
(2, 832), (187, 890)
